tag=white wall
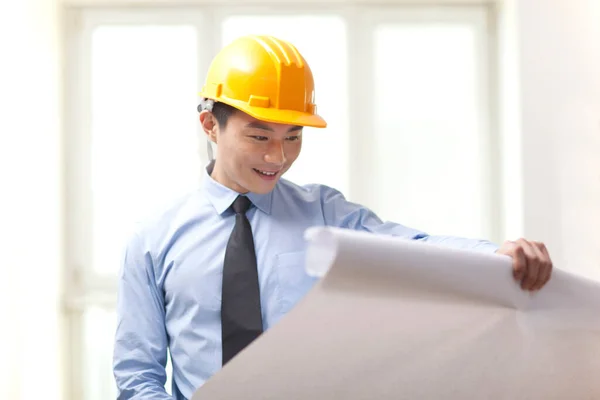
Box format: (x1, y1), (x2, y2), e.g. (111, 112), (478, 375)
(507, 0), (600, 279)
(0, 0), (65, 399)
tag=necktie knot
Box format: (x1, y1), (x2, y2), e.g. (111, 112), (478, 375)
(231, 195), (252, 214)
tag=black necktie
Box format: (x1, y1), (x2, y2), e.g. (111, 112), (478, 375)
(221, 195), (263, 365)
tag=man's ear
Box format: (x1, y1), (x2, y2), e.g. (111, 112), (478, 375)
(199, 110), (218, 144)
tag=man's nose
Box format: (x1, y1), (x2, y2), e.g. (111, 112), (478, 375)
(263, 140), (286, 166)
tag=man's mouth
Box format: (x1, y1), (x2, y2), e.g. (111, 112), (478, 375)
(253, 168), (279, 178)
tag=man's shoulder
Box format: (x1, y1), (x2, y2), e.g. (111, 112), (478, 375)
(276, 178), (344, 203)
(127, 190), (202, 246)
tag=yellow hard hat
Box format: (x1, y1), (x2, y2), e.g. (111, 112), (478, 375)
(199, 35), (327, 128)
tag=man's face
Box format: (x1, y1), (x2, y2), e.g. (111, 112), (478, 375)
(202, 109), (303, 194)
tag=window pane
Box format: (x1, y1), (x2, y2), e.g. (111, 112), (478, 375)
(221, 15), (349, 196)
(90, 25), (200, 276)
(371, 23), (489, 238)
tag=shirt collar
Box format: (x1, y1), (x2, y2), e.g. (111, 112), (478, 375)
(201, 160), (273, 215)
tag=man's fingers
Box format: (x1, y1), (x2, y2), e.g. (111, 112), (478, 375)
(539, 241), (553, 284)
(517, 239), (541, 291)
(529, 242), (546, 290)
(499, 238), (553, 292)
(507, 241), (527, 282)
(532, 241), (552, 290)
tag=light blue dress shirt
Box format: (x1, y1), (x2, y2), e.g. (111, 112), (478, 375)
(113, 163), (499, 399)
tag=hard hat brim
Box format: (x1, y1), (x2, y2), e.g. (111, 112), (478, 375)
(221, 98), (327, 129)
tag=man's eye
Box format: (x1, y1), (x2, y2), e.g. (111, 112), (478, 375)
(286, 136), (300, 141)
(251, 136), (268, 141)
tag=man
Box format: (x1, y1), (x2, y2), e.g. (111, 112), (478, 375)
(113, 35), (552, 399)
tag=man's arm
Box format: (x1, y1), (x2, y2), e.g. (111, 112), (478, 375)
(319, 186), (553, 290)
(319, 186), (498, 253)
(113, 231), (172, 399)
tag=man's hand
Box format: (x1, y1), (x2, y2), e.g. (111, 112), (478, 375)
(496, 239), (553, 291)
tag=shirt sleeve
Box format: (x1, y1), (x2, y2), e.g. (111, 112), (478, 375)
(320, 186), (499, 253)
(113, 231), (173, 399)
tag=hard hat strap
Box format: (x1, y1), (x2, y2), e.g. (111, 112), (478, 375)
(198, 97), (215, 112)
(206, 139), (214, 161)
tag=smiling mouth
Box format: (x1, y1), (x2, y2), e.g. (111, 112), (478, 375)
(253, 168), (279, 177)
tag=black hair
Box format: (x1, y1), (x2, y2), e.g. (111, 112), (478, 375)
(197, 101), (236, 128)
(213, 102), (237, 128)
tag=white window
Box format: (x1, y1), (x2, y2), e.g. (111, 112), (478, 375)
(65, 9), (206, 398)
(64, 4), (496, 400)
(363, 8), (495, 240)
